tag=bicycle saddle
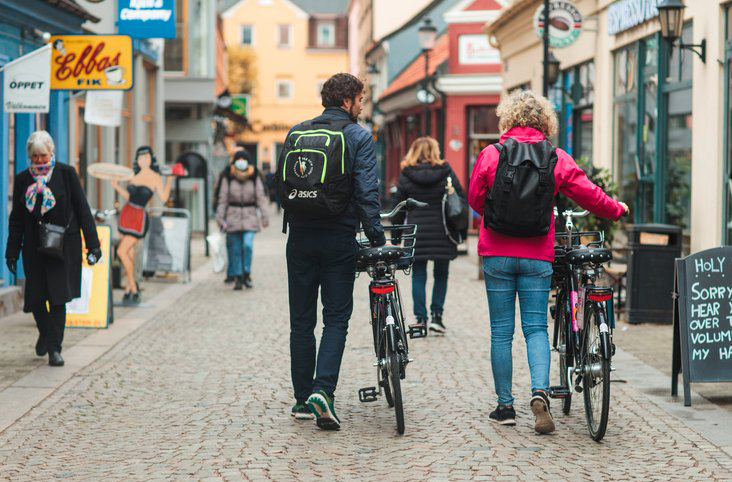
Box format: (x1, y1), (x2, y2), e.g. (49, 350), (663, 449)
(565, 247), (612, 265)
(357, 246), (411, 266)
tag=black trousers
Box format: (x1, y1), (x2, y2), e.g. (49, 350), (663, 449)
(287, 227), (358, 403)
(32, 303), (66, 353)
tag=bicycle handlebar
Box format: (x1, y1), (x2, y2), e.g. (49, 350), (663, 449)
(381, 198), (428, 220)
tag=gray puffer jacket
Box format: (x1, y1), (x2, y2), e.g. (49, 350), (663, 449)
(216, 175), (270, 232)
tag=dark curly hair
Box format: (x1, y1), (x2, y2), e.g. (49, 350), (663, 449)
(321, 73), (364, 108)
(133, 146), (161, 174)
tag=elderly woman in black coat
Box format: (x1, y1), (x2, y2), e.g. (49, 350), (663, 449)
(392, 136), (466, 335)
(5, 130), (101, 366)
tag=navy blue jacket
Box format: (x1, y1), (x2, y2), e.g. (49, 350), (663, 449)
(285, 107), (386, 246)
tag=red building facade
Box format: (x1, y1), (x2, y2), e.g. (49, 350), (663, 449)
(378, 0), (505, 192)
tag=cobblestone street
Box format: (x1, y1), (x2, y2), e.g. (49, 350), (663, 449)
(0, 215), (731, 480)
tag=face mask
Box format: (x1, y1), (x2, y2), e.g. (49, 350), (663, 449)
(234, 159), (249, 171)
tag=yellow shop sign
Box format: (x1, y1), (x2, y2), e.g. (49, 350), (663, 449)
(50, 35), (133, 90)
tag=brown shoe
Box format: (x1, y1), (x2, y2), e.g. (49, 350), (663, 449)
(530, 390), (555, 434)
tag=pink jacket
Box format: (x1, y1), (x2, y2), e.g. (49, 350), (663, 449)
(468, 127), (625, 262)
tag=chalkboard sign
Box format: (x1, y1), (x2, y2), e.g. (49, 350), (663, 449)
(672, 247), (732, 406)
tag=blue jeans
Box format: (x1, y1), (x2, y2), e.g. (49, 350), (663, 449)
(483, 256), (552, 406)
(412, 259), (449, 319)
(287, 228), (358, 402)
(226, 231), (255, 276)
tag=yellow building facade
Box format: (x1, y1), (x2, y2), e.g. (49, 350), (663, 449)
(222, 0), (349, 169)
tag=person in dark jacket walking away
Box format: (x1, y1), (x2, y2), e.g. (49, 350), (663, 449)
(216, 150), (270, 290)
(5, 131), (101, 367)
(392, 137), (466, 335)
(283, 73), (386, 430)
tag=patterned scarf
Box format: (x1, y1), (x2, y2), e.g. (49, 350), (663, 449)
(25, 157), (56, 215)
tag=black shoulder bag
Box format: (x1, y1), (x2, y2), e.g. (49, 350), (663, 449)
(37, 179), (72, 260)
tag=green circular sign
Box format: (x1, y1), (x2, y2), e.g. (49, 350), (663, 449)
(534, 1), (583, 49)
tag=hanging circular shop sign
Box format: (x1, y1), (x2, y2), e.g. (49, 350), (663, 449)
(533, 1), (583, 49)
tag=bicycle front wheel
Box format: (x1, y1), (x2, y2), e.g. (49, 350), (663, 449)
(388, 352), (404, 434)
(581, 303), (611, 441)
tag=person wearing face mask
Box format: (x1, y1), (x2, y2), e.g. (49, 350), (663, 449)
(216, 150), (270, 290)
(111, 146), (173, 304)
(5, 131), (101, 367)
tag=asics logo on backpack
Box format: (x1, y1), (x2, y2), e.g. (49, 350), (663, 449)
(289, 189), (318, 200)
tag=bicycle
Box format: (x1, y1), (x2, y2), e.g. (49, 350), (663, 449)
(356, 198), (428, 435)
(549, 207), (616, 441)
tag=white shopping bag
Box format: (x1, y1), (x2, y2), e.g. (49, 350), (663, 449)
(206, 231), (227, 273)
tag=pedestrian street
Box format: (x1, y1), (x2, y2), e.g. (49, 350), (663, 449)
(0, 218), (731, 481)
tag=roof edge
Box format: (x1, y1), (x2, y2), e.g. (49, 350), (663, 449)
(485, 0), (533, 37)
(44, 0), (100, 23)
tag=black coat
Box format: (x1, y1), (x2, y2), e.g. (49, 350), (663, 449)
(6, 163), (100, 312)
(392, 163), (466, 261)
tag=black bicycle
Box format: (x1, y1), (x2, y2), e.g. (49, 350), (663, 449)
(549, 208), (616, 441)
(356, 198), (428, 435)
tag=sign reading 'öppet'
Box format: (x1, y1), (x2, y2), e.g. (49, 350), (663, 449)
(50, 35), (134, 90)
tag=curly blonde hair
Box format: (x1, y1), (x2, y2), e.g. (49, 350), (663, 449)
(496, 90), (558, 138)
(400, 136), (445, 169)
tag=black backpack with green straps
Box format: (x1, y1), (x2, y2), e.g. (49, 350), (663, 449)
(277, 117), (353, 219)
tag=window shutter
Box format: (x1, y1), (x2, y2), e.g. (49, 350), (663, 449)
(308, 18), (317, 48)
(335, 17), (348, 49)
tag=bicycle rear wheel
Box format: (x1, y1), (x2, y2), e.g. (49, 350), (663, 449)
(556, 293), (572, 415)
(581, 303), (611, 441)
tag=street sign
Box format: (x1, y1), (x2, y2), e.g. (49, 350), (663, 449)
(533, 1), (583, 49)
(672, 247), (732, 406)
(50, 35), (134, 90)
(607, 0), (658, 36)
(84, 90), (124, 126)
(1, 45), (51, 113)
(230, 94), (250, 118)
(118, 0), (176, 39)
(66, 225), (113, 329)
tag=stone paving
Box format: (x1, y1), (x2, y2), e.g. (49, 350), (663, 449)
(0, 236), (208, 391)
(0, 215), (731, 480)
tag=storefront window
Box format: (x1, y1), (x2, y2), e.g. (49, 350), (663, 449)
(164, 0), (186, 72)
(467, 106), (500, 181)
(665, 88), (692, 229)
(639, 36), (658, 223)
(614, 45), (639, 218)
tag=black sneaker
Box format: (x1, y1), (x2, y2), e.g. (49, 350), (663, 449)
(291, 403), (314, 420)
(489, 404), (516, 426)
(224, 276), (235, 284)
(530, 390), (555, 434)
(307, 390), (341, 430)
(429, 313), (446, 334)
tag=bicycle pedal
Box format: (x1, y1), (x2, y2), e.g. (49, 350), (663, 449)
(548, 386), (571, 398)
(358, 386), (378, 403)
(408, 324), (427, 339)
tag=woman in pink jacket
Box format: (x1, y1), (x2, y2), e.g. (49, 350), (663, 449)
(468, 91), (628, 434)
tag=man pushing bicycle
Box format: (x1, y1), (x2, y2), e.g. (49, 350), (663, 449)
(278, 73), (385, 430)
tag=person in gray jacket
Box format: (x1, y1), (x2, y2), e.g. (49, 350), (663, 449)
(216, 150), (270, 290)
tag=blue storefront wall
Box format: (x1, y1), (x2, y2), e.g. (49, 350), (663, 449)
(0, 0), (88, 287)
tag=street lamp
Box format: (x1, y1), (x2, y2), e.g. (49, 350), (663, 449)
(657, 0), (706, 63)
(366, 62), (380, 110)
(418, 18), (437, 136)
(546, 51), (561, 86)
